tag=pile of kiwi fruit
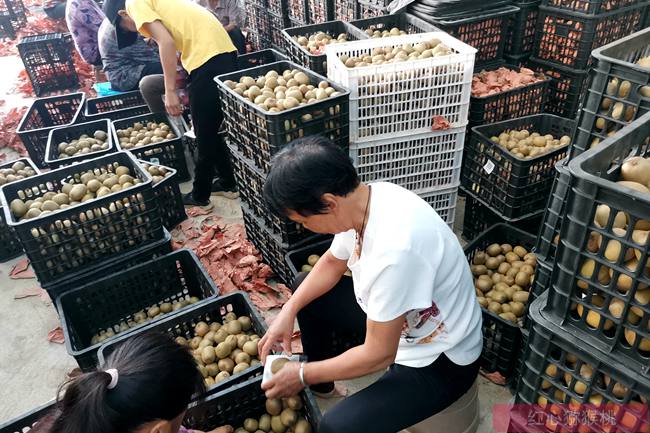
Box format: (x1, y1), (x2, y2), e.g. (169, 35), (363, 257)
(536, 354), (647, 431)
(175, 312), (260, 387)
(470, 243), (535, 324)
(363, 26), (407, 38)
(567, 155), (650, 353)
(115, 121), (176, 150)
(222, 69), (341, 113)
(293, 32), (349, 55)
(55, 130), (110, 159)
(231, 359), (312, 433)
(300, 253), (351, 276)
(490, 129), (571, 159)
(338, 38), (451, 68)
(9, 164), (140, 221)
(90, 296), (201, 345)
(139, 161), (173, 185)
(0, 160), (37, 186)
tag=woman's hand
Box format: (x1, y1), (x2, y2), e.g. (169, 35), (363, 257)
(260, 362), (304, 399)
(257, 306), (296, 363)
(164, 91), (183, 117)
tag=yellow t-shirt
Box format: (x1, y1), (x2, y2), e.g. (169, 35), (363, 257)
(126, 0), (236, 73)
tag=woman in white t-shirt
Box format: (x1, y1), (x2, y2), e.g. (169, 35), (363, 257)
(258, 137), (483, 433)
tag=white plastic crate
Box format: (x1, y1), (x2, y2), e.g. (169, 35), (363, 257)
(418, 185), (459, 228)
(349, 127), (465, 193)
(326, 32), (476, 143)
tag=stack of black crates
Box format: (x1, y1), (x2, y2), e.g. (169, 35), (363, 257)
(215, 59), (350, 284)
(527, 0), (648, 119)
(244, 0), (290, 51)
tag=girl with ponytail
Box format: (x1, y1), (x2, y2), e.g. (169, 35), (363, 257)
(31, 333), (231, 433)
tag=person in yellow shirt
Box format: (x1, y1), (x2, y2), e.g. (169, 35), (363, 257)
(103, 0), (239, 205)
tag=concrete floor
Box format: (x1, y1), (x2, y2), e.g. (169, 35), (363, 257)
(0, 51), (511, 431)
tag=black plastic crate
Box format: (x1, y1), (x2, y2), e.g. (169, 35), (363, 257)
(504, 52), (531, 67)
(285, 236), (339, 278)
(350, 12), (440, 36)
(504, 0), (540, 57)
(0, 401), (56, 433)
(535, 159), (571, 263)
(464, 223), (537, 383)
(17, 33), (79, 97)
(98, 292), (267, 396)
(0, 158), (39, 262)
(184, 376), (321, 432)
(571, 28), (650, 161)
(83, 91), (150, 122)
(242, 204), (294, 284)
(527, 258), (553, 329)
(461, 191), (545, 242)
(542, 0), (646, 16)
(333, 0), (357, 21)
(282, 20), (366, 76)
(462, 114), (576, 219)
(229, 145), (315, 245)
(267, 0), (286, 18)
(426, 5), (521, 68)
(45, 119), (116, 169)
(534, 4), (646, 70)
(546, 112), (650, 374)
(0, 12), (15, 40)
(111, 112), (189, 182)
(0, 151), (164, 286)
(527, 57), (591, 119)
(470, 66), (550, 126)
(357, 0), (386, 18)
(215, 60), (350, 174)
(16, 92), (85, 168)
(288, 0), (308, 23)
(308, 0), (332, 23)
(139, 160), (187, 230)
(57, 249), (220, 371)
(246, 3), (271, 50)
(236, 49), (288, 71)
(514, 292), (650, 433)
(268, 11), (288, 49)
(43, 227), (172, 303)
(508, 326), (530, 394)
(0, 0), (26, 30)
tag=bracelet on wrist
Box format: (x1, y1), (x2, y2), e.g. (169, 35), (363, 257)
(298, 362), (307, 387)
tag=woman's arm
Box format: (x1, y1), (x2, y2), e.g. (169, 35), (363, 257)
(258, 250), (348, 361)
(141, 20), (182, 116)
(261, 314), (404, 398)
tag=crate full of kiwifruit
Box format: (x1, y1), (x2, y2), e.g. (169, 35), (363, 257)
(0, 158), (39, 262)
(0, 151), (164, 286)
(57, 249), (219, 371)
(184, 375), (321, 433)
(98, 291), (268, 398)
(111, 112), (189, 181)
(45, 119), (117, 169)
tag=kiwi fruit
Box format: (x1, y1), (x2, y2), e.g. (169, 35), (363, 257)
(195, 322), (210, 337)
(243, 418), (258, 432)
(266, 399), (283, 416)
(259, 414), (272, 431)
(271, 416), (286, 433)
(294, 419), (311, 433)
(271, 357), (290, 374)
(280, 409), (297, 427)
(218, 357), (235, 373)
(243, 340), (258, 356)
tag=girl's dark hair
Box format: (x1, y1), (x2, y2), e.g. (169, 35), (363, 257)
(48, 332), (205, 433)
(263, 136), (360, 217)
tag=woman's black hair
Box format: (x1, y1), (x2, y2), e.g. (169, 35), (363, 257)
(47, 332), (205, 433)
(263, 136), (360, 217)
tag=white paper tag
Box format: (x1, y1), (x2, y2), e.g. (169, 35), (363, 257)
(483, 160), (495, 175)
(149, 158), (160, 165)
(261, 354), (301, 385)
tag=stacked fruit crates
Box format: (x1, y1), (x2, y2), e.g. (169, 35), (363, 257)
(527, 0), (648, 118)
(244, 0), (290, 51)
(511, 112), (650, 433)
(325, 32), (476, 228)
(532, 28), (650, 305)
(0, 0), (26, 39)
(504, 0), (542, 65)
(215, 60), (349, 284)
(0, 151), (173, 302)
